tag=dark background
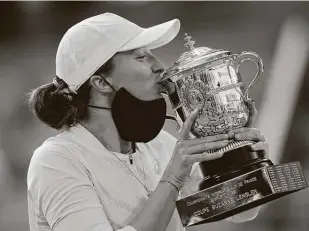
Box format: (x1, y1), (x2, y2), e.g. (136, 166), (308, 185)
(0, 1), (309, 231)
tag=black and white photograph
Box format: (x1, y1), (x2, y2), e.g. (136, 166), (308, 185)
(0, 1), (309, 231)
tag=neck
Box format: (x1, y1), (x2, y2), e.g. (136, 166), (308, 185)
(80, 108), (133, 154)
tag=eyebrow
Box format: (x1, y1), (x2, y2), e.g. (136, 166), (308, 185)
(132, 47), (148, 54)
(120, 48), (149, 57)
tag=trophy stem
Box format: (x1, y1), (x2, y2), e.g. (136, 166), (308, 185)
(198, 144), (274, 190)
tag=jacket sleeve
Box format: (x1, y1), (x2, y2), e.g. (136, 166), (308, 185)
(27, 147), (137, 231)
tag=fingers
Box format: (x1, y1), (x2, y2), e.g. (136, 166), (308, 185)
(245, 99), (257, 128)
(251, 142), (269, 158)
(182, 141), (269, 166)
(234, 131), (266, 142)
(228, 127), (260, 136)
(185, 151), (224, 164)
(179, 109), (199, 140)
(228, 127), (264, 142)
(181, 134), (229, 147)
(184, 140), (229, 155)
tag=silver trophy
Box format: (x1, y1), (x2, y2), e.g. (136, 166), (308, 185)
(161, 34), (308, 227)
(162, 33), (262, 139)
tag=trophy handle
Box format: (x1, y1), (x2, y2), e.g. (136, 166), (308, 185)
(228, 51), (264, 100)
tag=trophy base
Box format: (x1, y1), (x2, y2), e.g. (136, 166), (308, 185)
(199, 143), (273, 189)
(176, 161), (308, 227)
(176, 143), (308, 227)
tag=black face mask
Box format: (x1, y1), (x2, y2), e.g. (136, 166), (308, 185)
(88, 78), (173, 143)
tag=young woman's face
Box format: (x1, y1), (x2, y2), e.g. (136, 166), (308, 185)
(108, 47), (166, 101)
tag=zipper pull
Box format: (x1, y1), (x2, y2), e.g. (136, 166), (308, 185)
(129, 153), (133, 165)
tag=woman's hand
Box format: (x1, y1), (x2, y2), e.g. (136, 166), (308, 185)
(229, 99), (269, 157)
(228, 127), (269, 158)
(161, 109), (229, 191)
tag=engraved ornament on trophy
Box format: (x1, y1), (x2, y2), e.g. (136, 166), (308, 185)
(161, 34), (308, 227)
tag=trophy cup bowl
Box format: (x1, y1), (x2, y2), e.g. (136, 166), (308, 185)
(161, 34), (308, 227)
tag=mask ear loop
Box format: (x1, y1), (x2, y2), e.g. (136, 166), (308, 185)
(95, 74), (137, 162)
(99, 74), (117, 92)
(87, 74), (116, 109)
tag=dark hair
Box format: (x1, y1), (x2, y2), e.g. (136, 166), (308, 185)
(27, 58), (114, 130)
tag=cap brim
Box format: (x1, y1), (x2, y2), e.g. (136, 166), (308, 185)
(118, 19), (180, 52)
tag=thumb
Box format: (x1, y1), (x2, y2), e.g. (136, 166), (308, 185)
(178, 108), (199, 140)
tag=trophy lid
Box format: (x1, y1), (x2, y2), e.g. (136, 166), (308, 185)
(161, 33), (231, 81)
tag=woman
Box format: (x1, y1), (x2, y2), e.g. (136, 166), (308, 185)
(27, 13), (268, 231)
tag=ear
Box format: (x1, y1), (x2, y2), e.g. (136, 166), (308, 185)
(89, 75), (114, 94)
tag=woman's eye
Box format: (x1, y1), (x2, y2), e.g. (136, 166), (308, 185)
(136, 55), (147, 61)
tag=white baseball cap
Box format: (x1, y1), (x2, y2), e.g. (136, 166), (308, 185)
(55, 13), (180, 92)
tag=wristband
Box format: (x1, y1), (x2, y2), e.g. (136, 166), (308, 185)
(160, 175), (190, 192)
(159, 180), (180, 192)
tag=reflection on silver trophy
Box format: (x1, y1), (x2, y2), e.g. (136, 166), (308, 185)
(161, 34), (308, 227)
(163, 33), (262, 139)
